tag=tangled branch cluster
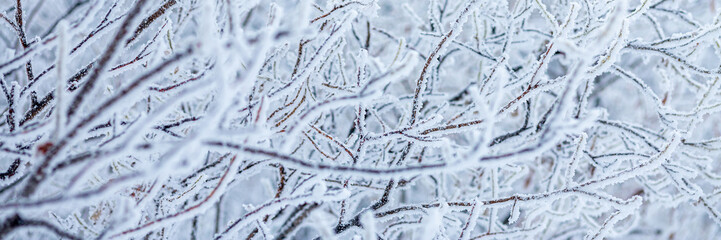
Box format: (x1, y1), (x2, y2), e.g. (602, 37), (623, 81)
(2, 0), (721, 239)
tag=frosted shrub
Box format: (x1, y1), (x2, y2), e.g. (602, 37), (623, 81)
(1, 0), (721, 239)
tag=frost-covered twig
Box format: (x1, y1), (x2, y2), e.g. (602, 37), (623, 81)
(0, 0), (719, 239)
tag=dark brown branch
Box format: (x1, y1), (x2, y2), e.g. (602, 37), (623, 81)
(0, 159), (20, 181)
(0, 214), (81, 240)
(126, 0), (177, 45)
(66, 0), (151, 120)
(274, 203), (320, 240)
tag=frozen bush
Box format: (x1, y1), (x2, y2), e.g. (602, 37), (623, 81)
(1, 0), (721, 239)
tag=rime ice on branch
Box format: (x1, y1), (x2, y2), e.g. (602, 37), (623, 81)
(1, 0), (721, 239)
